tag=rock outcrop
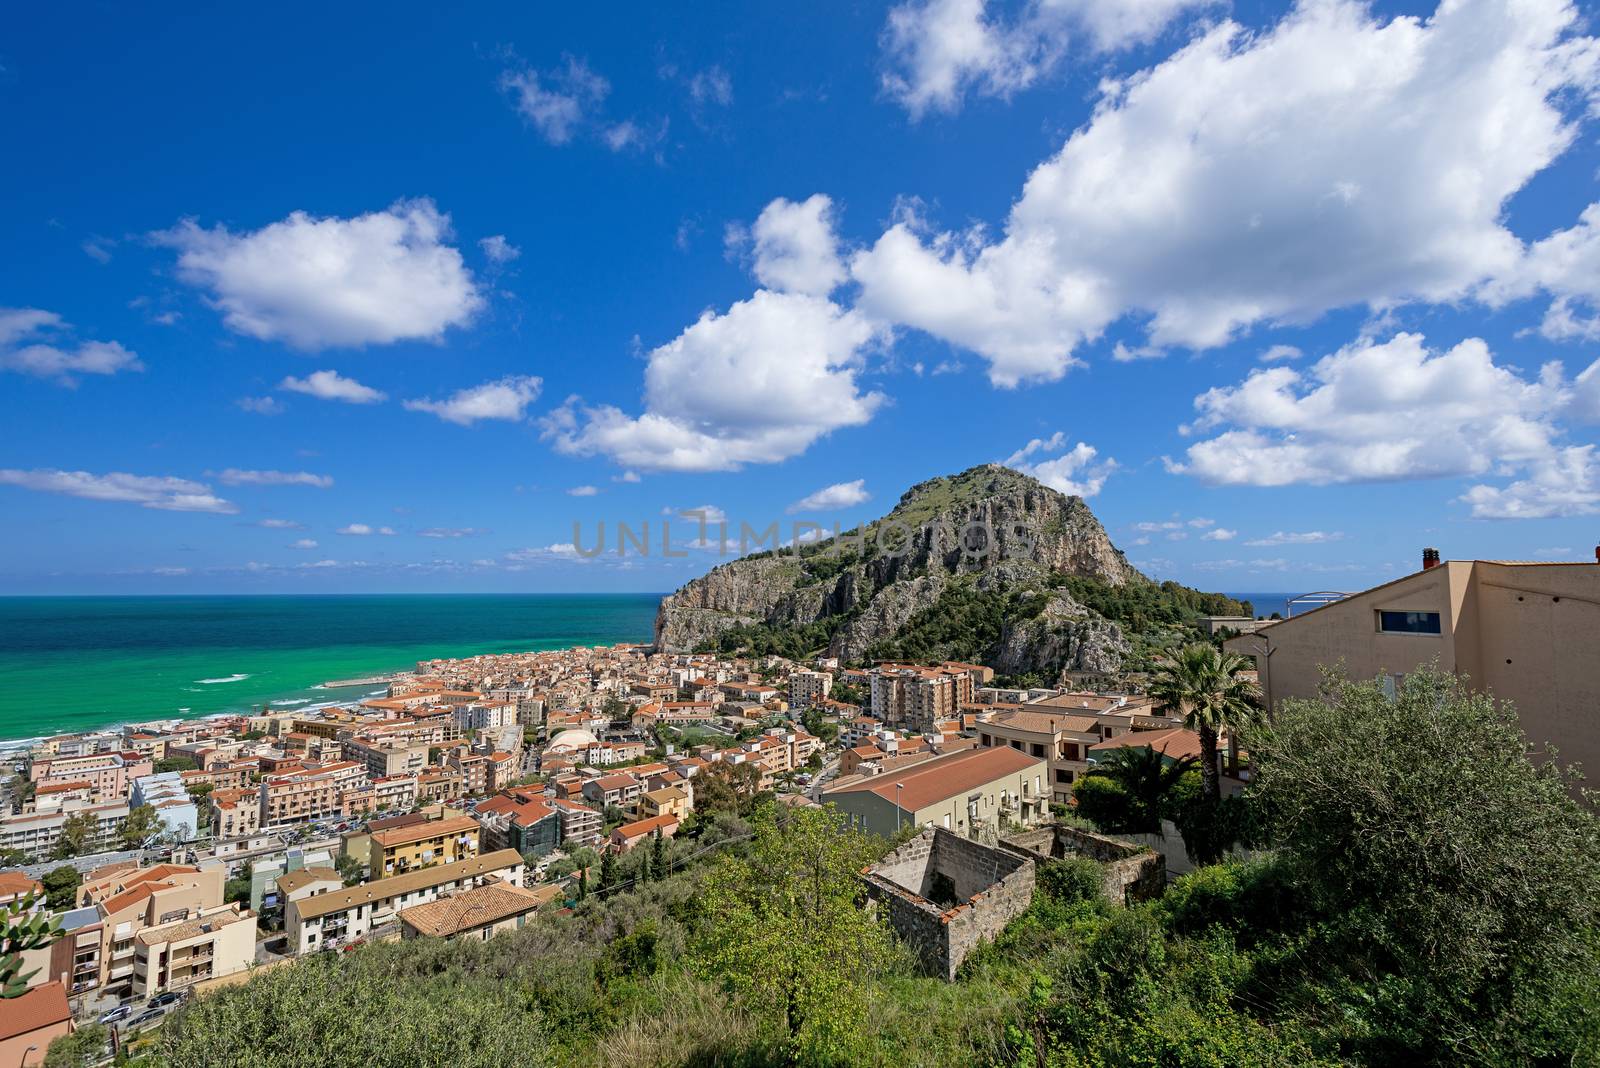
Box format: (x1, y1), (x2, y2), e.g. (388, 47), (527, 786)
(654, 465), (1152, 682)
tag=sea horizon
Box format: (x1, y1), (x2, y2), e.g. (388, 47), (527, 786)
(0, 589), (1302, 747)
(0, 593), (663, 746)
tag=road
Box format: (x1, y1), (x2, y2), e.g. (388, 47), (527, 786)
(809, 753), (842, 801)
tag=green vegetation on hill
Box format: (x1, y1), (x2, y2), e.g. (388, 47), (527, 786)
(1050, 575), (1252, 630)
(147, 665), (1599, 1068)
(864, 582), (1049, 664)
(700, 616), (854, 660)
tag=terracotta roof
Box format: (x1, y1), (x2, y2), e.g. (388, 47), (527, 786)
(1088, 727), (1204, 760)
(988, 709), (1100, 735)
(292, 849), (525, 921)
(276, 867), (341, 895)
(397, 880), (557, 937)
(0, 980), (70, 1041)
(0, 870), (42, 899)
(825, 746), (1045, 813)
(370, 814), (479, 848)
(100, 881), (172, 916)
(136, 905), (252, 946)
(612, 814), (679, 841)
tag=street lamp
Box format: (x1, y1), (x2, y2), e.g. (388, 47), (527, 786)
(895, 782), (903, 833)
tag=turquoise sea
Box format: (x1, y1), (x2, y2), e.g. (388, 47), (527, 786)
(0, 594), (661, 745)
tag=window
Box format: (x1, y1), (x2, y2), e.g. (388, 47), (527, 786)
(1055, 769), (1073, 784)
(1377, 610), (1442, 634)
(1030, 743), (1045, 758)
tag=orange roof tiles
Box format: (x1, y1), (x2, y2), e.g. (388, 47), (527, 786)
(0, 980), (70, 1041)
(827, 746), (1044, 812)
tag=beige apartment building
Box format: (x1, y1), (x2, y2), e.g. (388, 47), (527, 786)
(975, 696), (1178, 804)
(788, 669), (833, 710)
(258, 760), (368, 826)
(80, 863), (226, 998)
(285, 848), (525, 954)
(823, 746), (1049, 839)
(341, 737), (432, 780)
(1226, 555), (1600, 779)
(130, 903), (255, 996)
(29, 751), (152, 803)
(869, 665), (975, 730)
(209, 788), (261, 839)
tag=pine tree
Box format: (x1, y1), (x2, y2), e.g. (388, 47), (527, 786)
(650, 827), (668, 881)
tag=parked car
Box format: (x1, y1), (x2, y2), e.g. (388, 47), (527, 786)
(98, 1005), (131, 1024)
(149, 990), (185, 1008)
(129, 1008), (163, 1028)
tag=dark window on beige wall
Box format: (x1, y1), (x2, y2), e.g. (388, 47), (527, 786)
(1377, 610), (1442, 634)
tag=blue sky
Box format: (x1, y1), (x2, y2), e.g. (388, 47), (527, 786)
(4, 0), (1600, 596)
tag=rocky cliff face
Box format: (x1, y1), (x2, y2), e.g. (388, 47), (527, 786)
(653, 465), (1144, 682)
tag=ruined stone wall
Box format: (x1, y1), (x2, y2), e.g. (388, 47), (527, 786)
(1000, 823), (1165, 906)
(864, 828), (1036, 980)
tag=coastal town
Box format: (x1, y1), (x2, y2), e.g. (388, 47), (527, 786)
(0, 637), (1202, 1045)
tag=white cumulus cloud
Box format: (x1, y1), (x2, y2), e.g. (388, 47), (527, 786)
(214, 469), (333, 489)
(280, 369), (387, 405)
(0, 469), (236, 514)
(542, 289), (885, 472)
(750, 194), (848, 297)
(404, 375), (543, 426)
(1003, 432), (1116, 497)
(857, 0), (1600, 385)
(156, 198), (483, 349)
(1172, 331), (1600, 518)
(0, 307), (143, 386)
(337, 523), (396, 536)
(787, 479), (871, 513)
(880, 0), (1216, 119)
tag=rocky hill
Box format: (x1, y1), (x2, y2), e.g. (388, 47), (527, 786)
(654, 464), (1248, 684)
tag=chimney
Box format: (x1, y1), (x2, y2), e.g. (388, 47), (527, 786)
(1422, 547), (1441, 571)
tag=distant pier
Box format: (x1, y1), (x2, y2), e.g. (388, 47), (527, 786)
(317, 672), (411, 689)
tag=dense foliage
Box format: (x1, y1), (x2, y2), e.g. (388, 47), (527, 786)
(1052, 576), (1253, 631)
(1249, 668), (1600, 1064)
(145, 667), (1598, 1067)
(863, 581), (1049, 665)
(699, 616), (852, 660)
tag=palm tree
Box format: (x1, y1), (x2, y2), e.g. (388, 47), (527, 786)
(1084, 744), (1196, 834)
(1147, 642), (1261, 802)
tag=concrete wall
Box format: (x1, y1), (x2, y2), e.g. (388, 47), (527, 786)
(1229, 561), (1600, 783)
